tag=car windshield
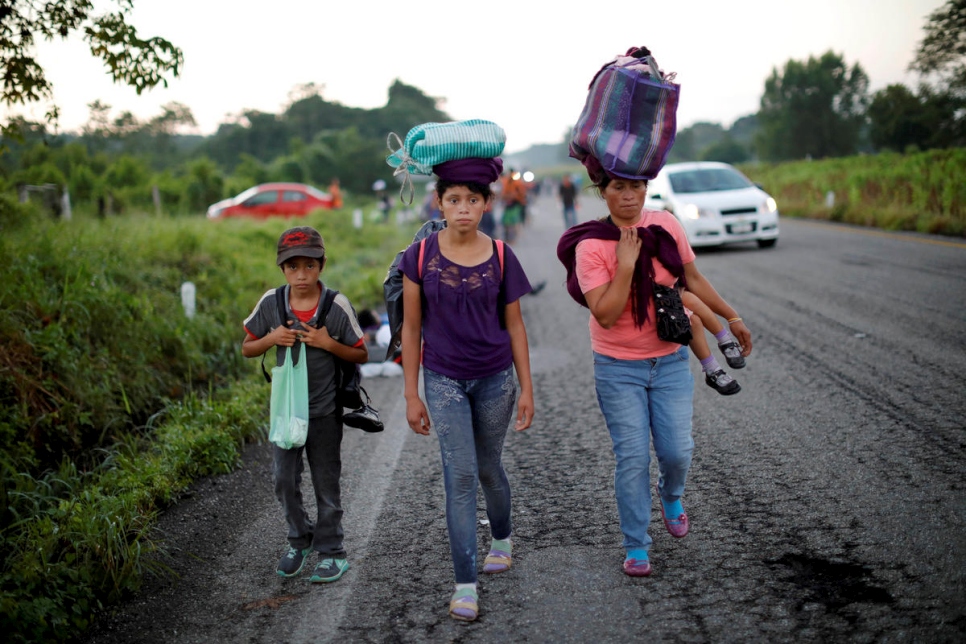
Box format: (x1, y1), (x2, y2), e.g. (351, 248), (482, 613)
(668, 168), (753, 194)
(305, 186), (328, 200)
(233, 186), (260, 203)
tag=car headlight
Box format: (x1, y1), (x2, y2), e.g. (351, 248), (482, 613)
(765, 197), (778, 213)
(682, 204), (714, 220)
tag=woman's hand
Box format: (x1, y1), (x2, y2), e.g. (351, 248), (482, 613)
(728, 319), (753, 356)
(406, 397), (431, 435)
(616, 226), (641, 269)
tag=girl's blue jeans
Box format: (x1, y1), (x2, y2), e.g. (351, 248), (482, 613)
(423, 366), (517, 583)
(593, 347), (694, 552)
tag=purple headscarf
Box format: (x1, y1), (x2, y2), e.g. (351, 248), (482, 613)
(433, 157), (504, 185)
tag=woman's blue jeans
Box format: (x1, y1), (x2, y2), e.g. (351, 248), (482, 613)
(593, 347), (694, 552)
(423, 366), (517, 583)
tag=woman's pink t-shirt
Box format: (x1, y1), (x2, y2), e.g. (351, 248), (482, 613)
(575, 209), (696, 360)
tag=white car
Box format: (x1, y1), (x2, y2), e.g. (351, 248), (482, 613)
(644, 162), (779, 248)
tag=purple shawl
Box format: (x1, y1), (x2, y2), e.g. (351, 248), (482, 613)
(556, 219), (687, 328)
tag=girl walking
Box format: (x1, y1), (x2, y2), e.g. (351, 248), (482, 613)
(390, 122), (535, 621)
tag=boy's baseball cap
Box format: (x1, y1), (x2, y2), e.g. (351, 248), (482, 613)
(277, 226), (325, 265)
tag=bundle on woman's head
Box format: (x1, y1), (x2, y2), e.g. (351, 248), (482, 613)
(569, 45), (680, 185)
(386, 119), (506, 202)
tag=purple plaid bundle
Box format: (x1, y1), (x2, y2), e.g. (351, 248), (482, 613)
(569, 51), (680, 184)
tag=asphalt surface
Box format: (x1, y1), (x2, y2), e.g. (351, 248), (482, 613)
(85, 192), (966, 643)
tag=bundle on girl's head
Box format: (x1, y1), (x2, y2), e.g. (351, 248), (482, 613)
(386, 119), (506, 202)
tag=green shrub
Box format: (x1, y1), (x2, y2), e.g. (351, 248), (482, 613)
(741, 148), (966, 237)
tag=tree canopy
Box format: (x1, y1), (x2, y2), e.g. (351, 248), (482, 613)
(910, 0), (966, 92)
(756, 51), (869, 162)
(0, 0), (183, 136)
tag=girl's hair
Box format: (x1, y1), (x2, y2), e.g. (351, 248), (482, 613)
(593, 175), (648, 198)
(435, 179), (494, 201)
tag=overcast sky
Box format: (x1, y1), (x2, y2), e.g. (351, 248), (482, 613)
(14, 0), (945, 153)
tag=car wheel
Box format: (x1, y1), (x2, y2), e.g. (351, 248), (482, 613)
(757, 239), (777, 249)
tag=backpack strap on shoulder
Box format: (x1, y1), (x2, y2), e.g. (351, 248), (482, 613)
(316, 287), (339, 329)
(261, 285), (291, 383)
(417, 238), (428, 279)
(492, 239), (507, 329)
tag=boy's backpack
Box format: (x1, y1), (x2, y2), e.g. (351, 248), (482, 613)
(262, 286), (383, 433)
(382, 220), (505, 361)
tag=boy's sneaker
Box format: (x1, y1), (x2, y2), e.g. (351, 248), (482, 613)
(705, 369), (741, 396)
(718, 340), (746, 369)
(310, 557), (350, 583)
(277, 546), (312, 578)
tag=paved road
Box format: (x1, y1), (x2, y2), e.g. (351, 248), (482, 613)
(86, 192), (966, 643)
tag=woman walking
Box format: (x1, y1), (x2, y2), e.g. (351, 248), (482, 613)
(557, 175), (751, 576)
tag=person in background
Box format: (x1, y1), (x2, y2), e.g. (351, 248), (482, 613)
(328, 178), (343, 209)
(500, 169), (527, 244)
(559, 174), (578, 229)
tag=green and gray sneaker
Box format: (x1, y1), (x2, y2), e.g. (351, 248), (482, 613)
(310, 557), (350, 583)
(277, 546), (312, 578)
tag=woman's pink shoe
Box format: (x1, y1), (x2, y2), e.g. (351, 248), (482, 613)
(658, 489), (690, 538)
(623, 556), (652, 577)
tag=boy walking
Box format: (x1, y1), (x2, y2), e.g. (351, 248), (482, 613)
(242, 226), (368, 582)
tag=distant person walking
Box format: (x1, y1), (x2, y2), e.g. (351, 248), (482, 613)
(559, 174), (578, 228)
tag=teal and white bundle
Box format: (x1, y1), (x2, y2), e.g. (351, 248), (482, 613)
(387, 119), (506, 177)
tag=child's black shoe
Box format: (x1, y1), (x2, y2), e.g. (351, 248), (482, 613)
(718, 340), (746, 369)
(705, 369), (741, 395)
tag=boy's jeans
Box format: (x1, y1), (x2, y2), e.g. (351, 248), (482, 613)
(273, 414), (346, 557)
(423, 366), (517, 583)
(593, 347), (694, 552)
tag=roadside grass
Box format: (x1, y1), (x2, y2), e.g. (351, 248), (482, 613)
(740, 148), (966, 237)
(0, 204), (417, 643)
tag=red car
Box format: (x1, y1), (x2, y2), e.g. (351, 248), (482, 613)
(206, 183), (333, 219)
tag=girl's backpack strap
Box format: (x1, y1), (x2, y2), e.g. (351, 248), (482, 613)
(494, 239), (504, 272)
(417, 238), (427, 279)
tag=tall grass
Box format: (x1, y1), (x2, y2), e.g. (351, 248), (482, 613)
(0, 206), (417, 643)
(740, 148), (966, 237)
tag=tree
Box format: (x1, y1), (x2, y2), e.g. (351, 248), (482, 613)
(700, 136), (750, 164)
(910, 0), (966, 92)
(756, 51), (869, 162)
(868, 84), (932, 152)
(0, 1), (183, 136)
(907, 0), (966, 147)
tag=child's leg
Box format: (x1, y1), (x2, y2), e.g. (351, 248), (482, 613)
(682, 290), (723, 335)
(305, 415), (347, 558)
(688, 309), (711, 360)
(683, 290), (745, 369)
(684, 297), (740, 395)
